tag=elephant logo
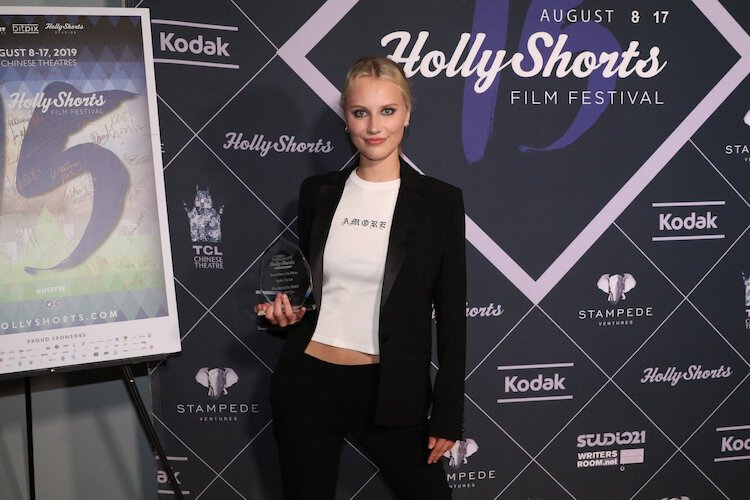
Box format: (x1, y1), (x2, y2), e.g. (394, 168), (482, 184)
(443, 438), (479, 469)
(743, 272), (750, 307)
(195, 367), (238, 400)
(185, 186), (224, 243)
(597, 274), (636, 305)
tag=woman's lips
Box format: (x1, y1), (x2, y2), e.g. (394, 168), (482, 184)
(365, 137), (386, 145)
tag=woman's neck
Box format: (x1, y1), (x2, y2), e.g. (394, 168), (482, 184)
(356, 154), (401, 182)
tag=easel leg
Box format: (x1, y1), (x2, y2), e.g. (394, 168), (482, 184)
(24, 377), (35, 500)
(121, 364), (184, 500)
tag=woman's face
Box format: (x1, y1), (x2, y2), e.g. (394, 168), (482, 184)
(344, 76), (410, 165)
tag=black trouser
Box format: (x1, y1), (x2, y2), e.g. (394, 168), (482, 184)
(272, 353), (451, 500)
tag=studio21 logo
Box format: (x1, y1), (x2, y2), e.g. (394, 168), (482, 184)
(382, 0), (669, 163)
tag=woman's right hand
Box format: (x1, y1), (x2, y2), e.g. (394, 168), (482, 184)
(254, 293), (306, 327)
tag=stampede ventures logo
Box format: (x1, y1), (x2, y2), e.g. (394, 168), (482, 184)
(576, 430), (646, 469)
(184, 186), (224, 270)
(443, 438), (496, 490)
(726, 110), (750, 163)
(174, 366), (259, 422)
(579, 273), (653, 327)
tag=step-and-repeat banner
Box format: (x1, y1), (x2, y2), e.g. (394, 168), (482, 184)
(145, 1), (750, 498)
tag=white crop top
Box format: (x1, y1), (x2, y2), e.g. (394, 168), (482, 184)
(309, 169), (400, 354)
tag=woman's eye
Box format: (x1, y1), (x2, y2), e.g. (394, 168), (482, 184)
(382, 108), (395, 116)
(353, 109), (367, 118)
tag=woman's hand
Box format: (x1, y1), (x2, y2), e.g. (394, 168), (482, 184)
(427, 436), (455, 465)
(254, 293), (306, 327)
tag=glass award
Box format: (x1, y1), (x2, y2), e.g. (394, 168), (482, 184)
(258, 238), (313, 314)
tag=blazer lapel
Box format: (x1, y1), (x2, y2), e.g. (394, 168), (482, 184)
(308, 172), (347, 308)
(380, 161), (421, 310)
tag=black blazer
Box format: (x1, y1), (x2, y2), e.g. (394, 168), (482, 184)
(270, 159), (466, 440)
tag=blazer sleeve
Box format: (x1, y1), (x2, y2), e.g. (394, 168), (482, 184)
(428, 188), (467, 441)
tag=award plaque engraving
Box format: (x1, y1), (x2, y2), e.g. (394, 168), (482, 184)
(258, 238), (313, 314)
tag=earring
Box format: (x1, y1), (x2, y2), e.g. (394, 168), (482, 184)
(344, 125), (349, 133)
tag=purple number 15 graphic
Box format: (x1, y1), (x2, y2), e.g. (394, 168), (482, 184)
(463, 0), (621, 162)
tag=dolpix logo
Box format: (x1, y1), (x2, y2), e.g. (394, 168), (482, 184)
(12, 24), (38, 34)
(497, 362), (573, 403)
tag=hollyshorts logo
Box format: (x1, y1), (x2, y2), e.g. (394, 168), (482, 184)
(714, 424), (750, 464)
(576, 430), (646, 469)
(45, 22), (84, 35)
(432, 301), (504, 321)
(640, 364), (733, 386)
(652, 200), (725, 242)
(12, 24), (39, 34)
(175, 366), (259, 422)
(442, 438), (496, 489)
(223, 132), (333, 157)
(381, 3), (667, 166)
(184, 186), (224, 270)
(497, 362), (573, 404)
(578, 273), (654, 327)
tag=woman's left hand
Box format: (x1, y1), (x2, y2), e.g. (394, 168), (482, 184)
(427, 436), (455, 464)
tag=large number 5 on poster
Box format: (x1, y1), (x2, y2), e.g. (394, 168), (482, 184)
(15, 81), (136, 273)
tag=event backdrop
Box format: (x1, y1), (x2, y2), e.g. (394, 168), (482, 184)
(145, 1), (750, 498)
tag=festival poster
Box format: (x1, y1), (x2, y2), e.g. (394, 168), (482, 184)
(0, 8), (180, 376)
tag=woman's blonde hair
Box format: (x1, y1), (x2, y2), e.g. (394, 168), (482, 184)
(339, 56), (412, 111)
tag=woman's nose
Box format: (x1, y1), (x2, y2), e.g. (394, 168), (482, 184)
(368, 115), (381, 133)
